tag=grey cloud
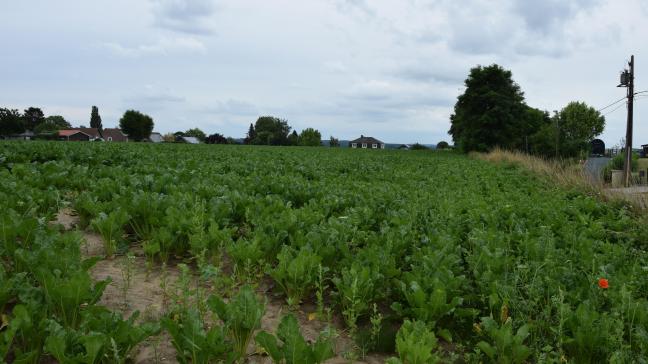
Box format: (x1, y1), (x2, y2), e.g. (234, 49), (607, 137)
(202, 99), (257, 116)
(151, 0), (217, 35)
(513, 0), (601, 35)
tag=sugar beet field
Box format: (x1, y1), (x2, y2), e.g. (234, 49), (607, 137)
(2, 142), (648, 363)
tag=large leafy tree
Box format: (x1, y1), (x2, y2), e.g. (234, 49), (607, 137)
(184, 128), (207, 142)
(299, 128), (322, 146)
(90, 106), (103, 131)
(287, 130), (299, 146)
(34, 115), (72, 134)
(119, 110), (154, 141)
(329, 136), (340, 147)
(553, 101), (605, 158)
(22, 107), (45, 131)
(0, 108), (25, 136)
(252, 116), (291, 145)
(449, 65), (528, 152)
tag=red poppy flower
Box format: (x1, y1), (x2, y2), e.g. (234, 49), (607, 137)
(598, 278), (609, 289)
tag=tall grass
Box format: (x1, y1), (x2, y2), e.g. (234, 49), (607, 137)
(475, 148), (648, 212)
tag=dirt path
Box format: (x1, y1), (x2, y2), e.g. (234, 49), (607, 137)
(54, 208), (387, 363)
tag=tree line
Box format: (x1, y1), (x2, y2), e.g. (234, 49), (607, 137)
(449, 64), (605, 158)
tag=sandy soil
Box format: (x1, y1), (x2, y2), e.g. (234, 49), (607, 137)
(54, 208), (388, 363)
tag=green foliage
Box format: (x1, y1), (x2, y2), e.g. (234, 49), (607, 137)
(411, 143), (428, 150)
(299, 128), (322, 147)
(553, 101), (605, 158)
(22, 107), (45, 131)
(269, 246), (322, 307)
(35, 115), (71, 135)
(256, 314), (335, 364)
(449, 64), (528, 152)
(90, 106), (102, 131)
(208, 286), (265, 361)
(162, 309), (229, 364)
(475, 316), (531, 364)
(333, 264), (381, 331)
(329, 136), (340, 147)
(184, 128), (207, 142)
(119, 110), (154, 141)
(252, 116), (291, 145)
(387, 320), (440, 364)
(436, 141), (449, 149)
(91, 209), (130, 257)
(0, 108), (25, 136)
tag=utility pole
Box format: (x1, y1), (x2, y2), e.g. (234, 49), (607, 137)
(619, 55), (635, 187)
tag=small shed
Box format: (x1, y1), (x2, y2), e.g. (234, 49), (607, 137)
(349, 135), (385, 149)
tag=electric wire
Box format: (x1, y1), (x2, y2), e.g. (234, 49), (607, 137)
(602, 102), (626, 116)
(598, 96), (628, 112)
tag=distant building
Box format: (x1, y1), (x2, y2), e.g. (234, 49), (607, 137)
(6, 130), (35, 140)
(179, 136), (200, 144)
(349, 135), (385, 149)
(398, 144), (411, 150)
(148, 132), (163, 143)
(102, 128), (128, 142)
(59, 129), (93, 141)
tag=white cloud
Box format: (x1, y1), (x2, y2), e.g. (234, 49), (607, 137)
(102, 37), (207, 57)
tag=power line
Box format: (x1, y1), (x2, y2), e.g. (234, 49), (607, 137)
(602, 101), (626, 116)
(598, 96), (627, 112)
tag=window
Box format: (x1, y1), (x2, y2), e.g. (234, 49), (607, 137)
(351, 143), (357, 148)
(372, 143), (377, 149)
(107, 137), (113, 142)
(362, 143), (367, 148)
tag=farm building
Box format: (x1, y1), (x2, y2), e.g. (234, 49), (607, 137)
(102, 128), (128, 142)
(148, 132), (163, 143)
(179, 136), (200, 144)
(59, 129), (93, 141)
(5, 130), (35, 140)
(349, 135), (385, 149)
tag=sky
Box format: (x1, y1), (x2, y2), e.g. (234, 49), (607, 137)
(2, 0), (648, 146)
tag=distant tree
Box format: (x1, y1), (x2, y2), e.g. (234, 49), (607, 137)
(244, 123), (256, 144)
(299, 128), (322, 146)
(35, 115), (71, 134)
(206, 133), (228, 144)
(449, 64), (528, 152)
(226, 137), (238, 144)
(551, 101), (605, 158)
(253, 116), (291, 145)
(184, 128), (207, 142)
(90, 106), (103, 132)
(329, 136), (340, 147)
(436, 141), (450, 149)
(0, 108), (25, 136)
(119, 110), (154, 141)
(411, 143), (429, 150)
(22, 107), (45, 131)
(288, 130), (299, 146)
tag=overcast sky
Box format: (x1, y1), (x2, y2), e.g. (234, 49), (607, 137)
(2, 0), (648, 145)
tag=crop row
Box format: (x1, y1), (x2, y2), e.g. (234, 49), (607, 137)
(2, 141), (648, 362)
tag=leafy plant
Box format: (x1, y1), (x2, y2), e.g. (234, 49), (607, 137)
(386, 320), (440, 364)
(161, 309), (230, 364)
(256, 314), (335, 364)
(208, 286), (265, 361)
(91, 209), (129, 257)
(475, 316), (531, 364)
(333, 264), (381, 332)
(269, 246), (321, 307)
